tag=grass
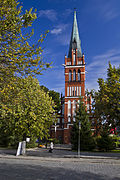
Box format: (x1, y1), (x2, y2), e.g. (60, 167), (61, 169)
(72, 148), (120, 153)
(111, 149), (120, 153)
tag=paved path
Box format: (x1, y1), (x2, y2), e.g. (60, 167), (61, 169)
(0, 155), (120, 180)
(0, 147), (120, 179)
(0, 147), (120, 159)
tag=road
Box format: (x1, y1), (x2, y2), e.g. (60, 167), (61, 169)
(0, 156), (120, 180)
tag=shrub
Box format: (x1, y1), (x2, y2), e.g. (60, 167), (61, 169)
(97, 130), (115, 151)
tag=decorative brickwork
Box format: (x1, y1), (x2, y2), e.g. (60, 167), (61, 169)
(63, 53), (86, 143)
(51, 10), (91, 144)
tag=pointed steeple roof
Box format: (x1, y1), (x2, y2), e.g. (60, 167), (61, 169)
(68, 10), (82, 58)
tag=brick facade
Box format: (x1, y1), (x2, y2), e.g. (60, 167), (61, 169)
(50, 10), (91, 144)
(63, 53), (86, 144)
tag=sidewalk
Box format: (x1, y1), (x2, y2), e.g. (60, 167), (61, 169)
(0, 146), (120, 160)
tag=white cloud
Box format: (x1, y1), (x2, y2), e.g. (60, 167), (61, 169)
(50, 23), (71, 46)
(51, 28), (62, 35)
(86, 49), (120, 91)
(38, 9), (57, 21)
(50, 23), (70, 35)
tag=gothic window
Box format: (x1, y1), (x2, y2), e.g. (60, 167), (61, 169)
(68, 100), (71, 116)
(78, 69), (81, 81)
(69, 70), (72, 81)
(72, 86), (74, 96)
(67, 86), (69, 96)
(73, 70), (76, 81)
(70, 87), (72, 96)
(77, 86), (79, 96)
(73, 54), (76, 65)
(68, 116), (71, 123)
(79, 86), (81, 96)
(75, 86), (76, 96)
(68, 100), (71, 122)
(73, 100), (76, 121)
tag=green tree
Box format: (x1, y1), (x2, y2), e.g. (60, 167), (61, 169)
(97, 128), (115, 151)
(71, 100), (95, 151)
(0, 0), (51, 85)
(91, 63), (120, 134)
(40, 86), (61, 113)
(49, 90), (61, 113)
(0, 76), (55, 146)
(0, 0), (53, 148)
(40, 85), (49, 93)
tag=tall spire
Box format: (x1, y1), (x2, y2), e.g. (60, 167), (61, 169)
(68, 10), (82, 58)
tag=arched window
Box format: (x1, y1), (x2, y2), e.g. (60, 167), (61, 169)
(73, 70), (76, 81)
(73, 53), (76, 65)
(68, 100), (71, 122)
(68, 116), (71, 123)
(69, 70), (72, 81)
(67, 86), (69, 96)
(73, 100), (76, 122)
(78, 69), (81, 81)
(68, 100), (71, 115)
(75, 87), (76, 96)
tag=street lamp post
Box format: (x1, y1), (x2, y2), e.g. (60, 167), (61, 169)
(78, 121), (81, 158)
(54, 122), (57, 139)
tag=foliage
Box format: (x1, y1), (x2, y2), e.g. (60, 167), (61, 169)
(0, 76), (55, 147)
(40, 85), (49, 93)
(40, 85), (61, 113)
(0, 0), (51, 86)
(53, 138), (61, 144)
(71, 99), (95, 151)
(90, 63), (120, 135)
(111, 135), (120, 148)
(0, 0), (54, 147)
(26, 136), (38, 148)
(96, 129), (115, 151)
(49, 90), (61, 112)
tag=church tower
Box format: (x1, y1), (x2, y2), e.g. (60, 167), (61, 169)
(63, 10), (86, 144)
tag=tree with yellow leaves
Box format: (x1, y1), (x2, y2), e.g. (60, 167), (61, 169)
(0, 0), (51, 85)
(0, 76), (55, 147)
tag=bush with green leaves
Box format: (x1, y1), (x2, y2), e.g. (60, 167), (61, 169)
(111, 135), (120, 148)
(97, 129), (115, 151)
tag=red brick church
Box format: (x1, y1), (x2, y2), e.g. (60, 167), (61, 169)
(51, 10), (91, 144)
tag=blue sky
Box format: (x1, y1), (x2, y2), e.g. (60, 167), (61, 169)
(20, 0), (120, 94)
